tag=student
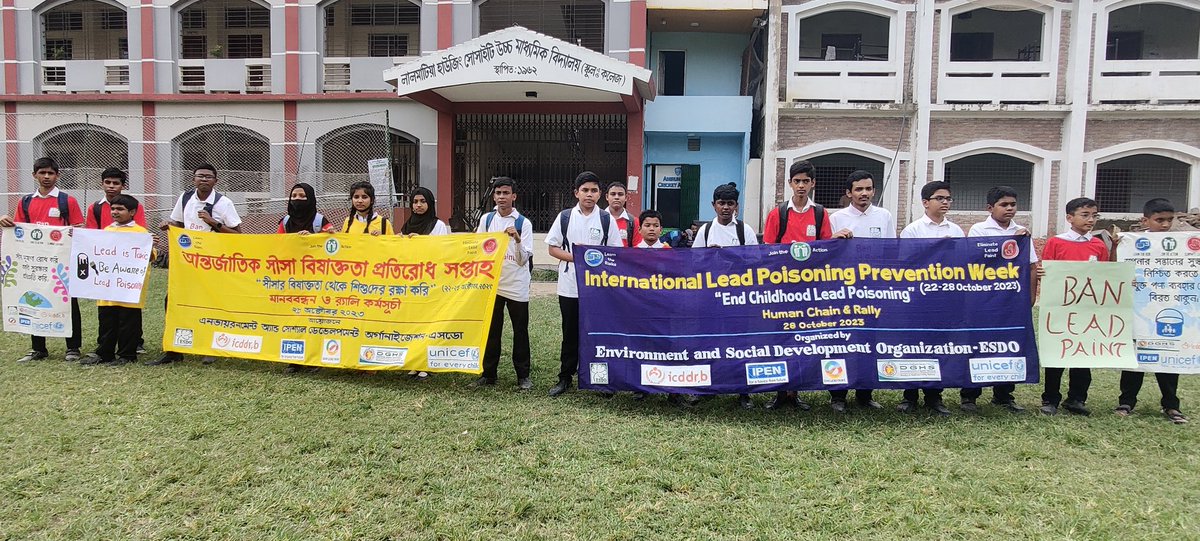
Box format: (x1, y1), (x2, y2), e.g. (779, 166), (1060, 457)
(340, 181), (393, 235)
(277, 183), (333, 235)
(473, 177), (535, 391)
(897, 181), (963, 415)
(546, 171), (623, 397)
(960, 186), (1038, 413)
(1116, 198), (1187, 424)
(0, 157), (86, 363)
(86, 168), (146, 229)
(678, 220), (702, 248)
(604, 181), (641, 247)
(147, 164), (242, 366)
(1039, 197), (1109, 416)
(636, 210), (670, 249)
(694, 182), (759, 409)
(401, 187), (450, 237)
(80, 195), (150, 366)
(827, 170), (895, 412)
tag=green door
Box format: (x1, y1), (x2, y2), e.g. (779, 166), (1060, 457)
(679, 165), (701, 227)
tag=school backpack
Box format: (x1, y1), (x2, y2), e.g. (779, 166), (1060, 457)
(775, 202), (825, 243)
(484, 211), (533, 270)
(557, 208), (611, 270)
(281, 212), (326, 233)
(20, 192), (71, 226)
(181, 189), (224, 232)
(697, 219), (747, 247)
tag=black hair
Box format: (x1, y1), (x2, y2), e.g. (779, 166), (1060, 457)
(712, 182), (739, 203)
(986, 186), (1019, 207)
(491, 176), (515, 190)
(575, 171), (601, 190)
(110, 193), (139, 213)
(193, 163), (217, 176)
(101, 167), (128, 187)
(346, 181), (377, 232)
(844, 170), (874, 192)
(639, 209), (662, 223)
(32, 157), (59, 173)
(1143, 198), (1175, 216)
(921, 181), (952, 201)
(606, 181), (627, 193)
(789, 160), (815, 180)
(1065, 197), (1098, 214)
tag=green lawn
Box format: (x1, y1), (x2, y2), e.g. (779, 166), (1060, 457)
(2, 271), (1198, 539)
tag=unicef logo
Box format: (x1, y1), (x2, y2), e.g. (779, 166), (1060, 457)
(1135, 238), (1152, 251)
(178, 234), (192, 249)
(1162, 237), (1178, 252)
(12, 226), (23, 239)
(583, 249), (604, 267)
(325, 238), (340, 255)
(789, 242), (812, 262)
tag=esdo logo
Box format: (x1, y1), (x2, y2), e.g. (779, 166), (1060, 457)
(173, 328), (194, 347)
(640, 364), (711, 387)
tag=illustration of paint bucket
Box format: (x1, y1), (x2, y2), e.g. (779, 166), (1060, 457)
(1155, 309), (1184, 337)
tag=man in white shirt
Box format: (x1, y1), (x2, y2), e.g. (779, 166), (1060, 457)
(545, 171), (623, 396)
(897, 181), (962, 415)
(473, 177), (535, 391)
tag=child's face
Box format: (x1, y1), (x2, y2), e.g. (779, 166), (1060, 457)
(789, 172), (815, 202)
(846, 178), (874, 210)
(712, 199), (738, 222)
(411, 194), (429, 215)
(575, 182), (600, 210)
(640, 217), (662, 242)
(1142, 211), (1174, 233)
(34, 167), (59, 191)
(606, 186), (626, 210)
(1066, 205), (1099, 233)
(192, 169), (217, 191)
(988, 196), (1018, 224)
(102, 176), (124, 198)
(351, 190), (372, 212)
(492, 185), (515, 210)
(923, 189), (952, 219)
(110, 204), (134, 224)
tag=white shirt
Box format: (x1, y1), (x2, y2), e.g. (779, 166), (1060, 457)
(900, 214), (964, 239)
(169, 190), (242, 232)
(695, 219), (759, 248)
(1056, 231), (1093, 242)
(969, 216), (1039, 264)
(476, 209), (534, 302)
(636, 239), (669, 249)
(830, 204), (896, 239)
(544, 204), (623, 298)
(430, 220), (450, 236)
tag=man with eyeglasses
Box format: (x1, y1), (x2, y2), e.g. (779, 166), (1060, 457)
(147, 164), (243, 366)
(897, 181), (964, 415)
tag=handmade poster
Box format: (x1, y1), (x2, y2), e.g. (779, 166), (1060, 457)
(1, 225), (74, 337)
(1037, 260), (1137, 369)
(164, 229), (505, 372)
(69, 228), (153, 304)
(1117, 231), (1200, 374)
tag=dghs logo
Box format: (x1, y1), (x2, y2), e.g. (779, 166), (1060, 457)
(876, 360), (941, 382)
(359, 345), (408, 366)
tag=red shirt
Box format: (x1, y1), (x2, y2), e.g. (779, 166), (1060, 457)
(611, 211), (642, 247)
(762, 201), (833, 243)
(85, 199), (147, 229)
(14, 189), (84, 226)
(1041, 234), (1109, 262)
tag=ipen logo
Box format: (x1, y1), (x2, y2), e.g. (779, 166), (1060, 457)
(1135, 237), (1152, 251)
(745, 361), (789, 385)
(583, 249), (604, 267)
(280, 339), (306, 361)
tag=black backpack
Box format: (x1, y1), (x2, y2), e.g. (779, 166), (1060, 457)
(775, 202), (825, 243)
(557, 208), (611, 269)
(181, 190), (224, 232)
(20, 192), (72, 226)
(697, 219), (747, 247)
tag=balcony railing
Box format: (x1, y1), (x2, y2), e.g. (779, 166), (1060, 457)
(177, 59), (272, 93)
(787, 59), (901, 103)
(939, 61), (1054, 104)
(40, 60), (131, 93)
(1093, 59), (1200, 104)
(322, 57), (409, 92)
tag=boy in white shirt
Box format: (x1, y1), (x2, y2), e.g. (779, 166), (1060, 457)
(546, 171), (623, 397)
(635, 210), (669, 249)
(473, 177), (535, 391)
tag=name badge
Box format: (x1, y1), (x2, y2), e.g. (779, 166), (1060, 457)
(48, 207), (61, 218)
(869, 227), (881, 237)
(806, 225), (816, 237)
(589, 227), (602, 242)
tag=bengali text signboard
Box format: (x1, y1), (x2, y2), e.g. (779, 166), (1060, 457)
(1, 225), (73, 337)
(1117, 231), (1200, 374)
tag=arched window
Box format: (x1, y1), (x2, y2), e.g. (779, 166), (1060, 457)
(1107, 2), (1200, 60)
(950, 7), (1043, 62)
(178, 0), (271, 59)
(41, 0), (128, 60)
(1095, 154), (1190, 213)
(806, 153), (886, 208)
(796, 10), (890, 61)
(943, 153), (1033, 211)
(323, 0), (420, 57)
(173, 124), (270, 193)
(478, 0), (605, 53)
(34, 124), (129, 191)
(317, 124), (419, 205)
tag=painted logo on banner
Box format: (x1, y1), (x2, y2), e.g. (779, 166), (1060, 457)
(590, 362), (609, 385)
(745, 361), (789, 385)
(640, 364), (712, 387)
(426, 346), (480, 370)
(321, 339), (342, 365)
(876, 360), (942, 382)
(822, 359), (849, 385)
(968, 357), (1026, 383)
(359, 345), (408, 366)
(280, 339), (306, 361)
(173, 328), (194, 348)
(211, 332), (263, 353)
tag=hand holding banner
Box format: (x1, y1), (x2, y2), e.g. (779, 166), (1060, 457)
(1037, 260), (1136, 369)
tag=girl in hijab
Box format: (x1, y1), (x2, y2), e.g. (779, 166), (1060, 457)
(277, 183), (332, 235)
(341, 181), (393, 235)
(401, 187), (450, 237)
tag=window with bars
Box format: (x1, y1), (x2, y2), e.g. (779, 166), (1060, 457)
(797, 11), (889, 61)
(100, 10), (127, 30)
(479, 0), (605, 53)
(44, 39), (74, 60)
(225, 6), (270, 28)
(805, 153), (886, 208)
(227, 34), (265, 58)
(118, 38), (129, 59)
(45, 11), (84, 31)
(181, 9), (207, 30)
(1095, 154), (1191, 213)
(368, 34), (409, 57)
(942, 153), (1034, 211)
(351, 3), (420, 26)
(181, 36), (207, 59)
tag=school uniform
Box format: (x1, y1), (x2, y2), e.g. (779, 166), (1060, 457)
(830, 205), (896, 239)
(93, 221), (150, 363)
(340, 213), (393, 235)
(694, 219), (758, 407)
(610, 209), (642, 247)
(1041, 231), (1109, 409)
(15, 188), (85, 357)
(635, 239), (670, 249)
(476, 209), (535, 382)
(168, 190), (242, 232)
(762, 199), (833, 243)
(86, 198), (147, 229)
(898, 214), (965, 407)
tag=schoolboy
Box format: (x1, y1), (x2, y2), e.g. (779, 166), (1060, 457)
(147, 164), (243, 366)
(546, 171), (623, 397)
(694, 183), (759, 409)
(1115, 198), (1187, 424)
(1039, 197), (1109, 416)
(961, 186), (1039, 413)
(605, 181), (641, 247)
(0, 157), (86, 362)
(827, 170), (896, 412)
(473, 177), (535, 391)
(80, 195), (150, 366)
(635, 210), (670, 249)
(86, 168), (146, 229)
(898, 181), (964, 415)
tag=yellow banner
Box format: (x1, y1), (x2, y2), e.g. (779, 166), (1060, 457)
(163, 229), (506, 373)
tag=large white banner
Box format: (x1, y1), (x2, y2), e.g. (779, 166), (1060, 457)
(1117, 231), (1200, 374)
(70, 228), (153, 303)
(1, 225), (74, 337)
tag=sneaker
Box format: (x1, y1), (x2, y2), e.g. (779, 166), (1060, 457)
(145, 352), (181, 366)
(1062, 400), (1091, 416)
(896, 400), (916, 413)
(830, 400), (847, 413)
(136, 345), (147, 355)
(1164, 409), (1188, 425)
(64, 349), (81, 362)
(960, 400), (979, 413)
(16, 350), (49, 363)
(1114, 405), (1133, 417)
(79, 353), (108, 366)
(737, 394), (754, 410)
(516, 377), (533, 391)
(468, 376), (496, 388)
(992, 399), (1025, 413)
(1040, 402), (1059, 416)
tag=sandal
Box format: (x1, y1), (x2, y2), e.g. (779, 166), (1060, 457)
(1114, 405), (1133, 417)
(1164, 409), (1188, 425)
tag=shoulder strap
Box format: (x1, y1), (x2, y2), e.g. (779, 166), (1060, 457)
(700, 222), (715, 247)
(380, 216), (388, 234)
(313, 213), (324, 232)
(599, 210), (610, 246)
(558, 209), (572, 249)
(736, 219), (746, 246)
(625, 216), (634, 246)
(776, 203), (789, 243)
(211, 192), (223, 205)
(92, 201), (104, 228)
(813, 204), (825, 240)
(484, 211), (495, 231)
(20, 194), (32, 223)
(58, 192), (70, 225)
(515, 214), (525, 233)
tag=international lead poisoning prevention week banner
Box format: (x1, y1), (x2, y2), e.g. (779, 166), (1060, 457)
(164, 229), (506, 372)
(576, 237), (1039, 394)
(1117, 231), (1200, 374)
(1, 225), (73, 337)
(1037, 261), (1136, 370)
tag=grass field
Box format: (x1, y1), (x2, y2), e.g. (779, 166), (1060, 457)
(2, 271), (1198, 540)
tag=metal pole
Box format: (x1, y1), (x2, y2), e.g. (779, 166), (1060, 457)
(385, 110), (394, 211)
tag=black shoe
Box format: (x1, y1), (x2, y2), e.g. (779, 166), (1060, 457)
(631, 392), (647, 401)
(468, 376), (496, 388)
(1040, 402), (1058, 416)
(284, 364), (303, 374)
(1062, 400), (1091, 416)
(201, 356), (217, 365)
(738, 394), (754, 409)
(136, 345), (147, 355)
(16, 350), (49, 363)
(79, 353), (109, 366)
(64, 349), (82, 362)
(668, 394), (699, 408)
(830, 400), (847, 413)
(145, 352), (181, 366)
(896, 400), (916, 412)
(548, 379), (572, 397)
(516, 377), (533, 391)
(598, 392), (615, 399)
(765, 392), (789, 410)
(857, 399), (883, 410)
(111, 357), (135, 366)
(928, 401), (952, 416)
(960, 400), (979, 413)
(992, 399), (1025, 413)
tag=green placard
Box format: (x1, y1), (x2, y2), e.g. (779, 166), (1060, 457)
(1037, 260), (1137, 369)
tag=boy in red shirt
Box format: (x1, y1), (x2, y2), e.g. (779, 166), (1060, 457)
(1040, 197), (1109, 416)
(604, 181), (641, 247)
(0, 157), (86, 362)
(85, 168), (146, 229)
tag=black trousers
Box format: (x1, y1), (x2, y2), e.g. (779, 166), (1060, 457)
(903, 388), (943, 404)
(830, 389), (874, 403)
(1042, 367), (1091, 405)
(31, 298), (82, 353)
(482, 295), (530, 380)
(95, 306), (142, 361)
(960, 384), (1016, 403)
(557, 296), (580, 382)
(1119, 371), (1180, 411)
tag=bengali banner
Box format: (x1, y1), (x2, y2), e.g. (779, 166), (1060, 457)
(1, 225), (74, 337)
(576, 237), (1039, 394)
(1037, 261), (1136, 369)
(164, 229), (506, 373)
(1117, 231), (1200, 374)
